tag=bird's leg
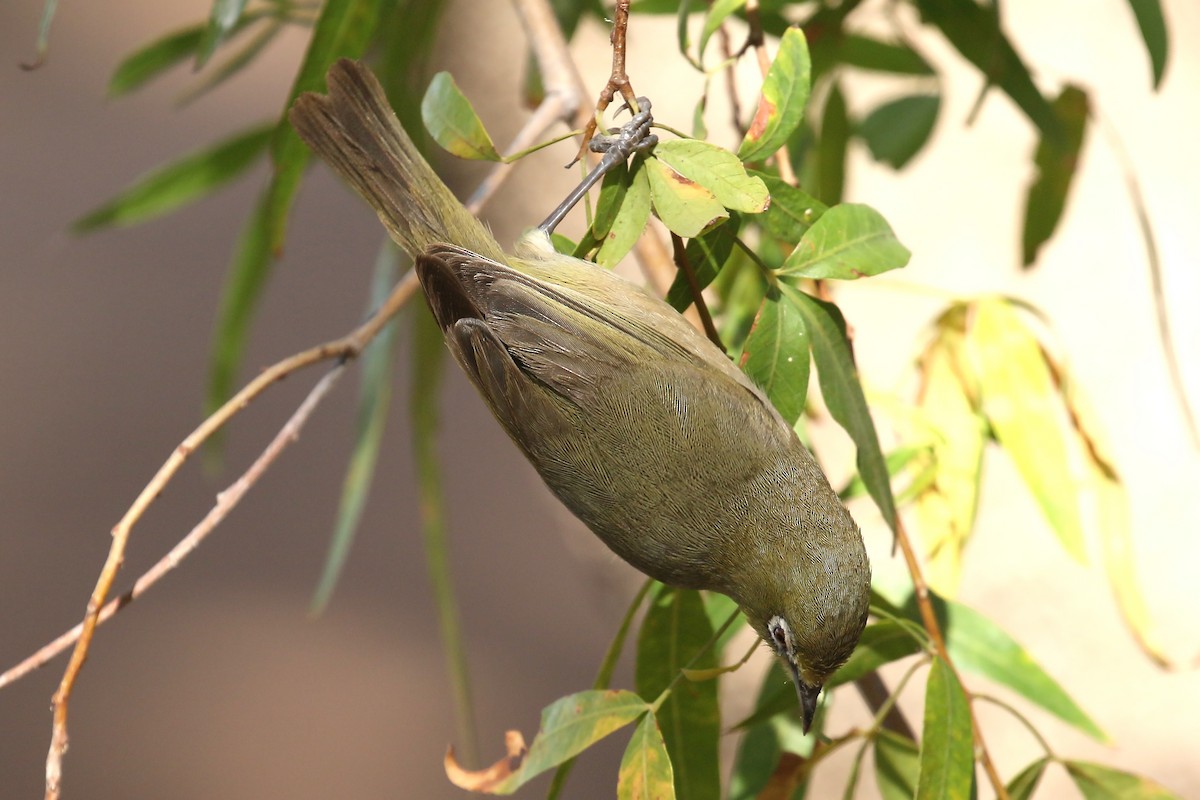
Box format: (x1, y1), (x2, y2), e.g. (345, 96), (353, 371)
(537, 98), (657, 235)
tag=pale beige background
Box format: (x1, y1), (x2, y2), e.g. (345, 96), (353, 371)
(1, 1), (1197, 798)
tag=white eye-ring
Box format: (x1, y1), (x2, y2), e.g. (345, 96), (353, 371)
(767, 615), (791, 655)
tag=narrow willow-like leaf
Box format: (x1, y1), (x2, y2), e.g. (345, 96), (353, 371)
(206, 0), (379, 416)
(1125, 0), (1169, 89)
(1006, 757), (1050, 800)
(310, 242), (401, 614)
(913, 321), (986, 594)
(751, 170), (828, 244)
(967, 299), (1087, 561)
(412, 298), (477, 764)
(875, 730), (921, 800)
(196, 0), (250, 67)
(778, 203), (910, 280)
(646, 156), (728, 238)
(915, 658), (973, 800)
(1022, 85), (1089, 266)
(421, 71), (502, 161)
(915, 0), (1063, 145)
(859, 94), (941, 170)
(446, 691), (648, 794)
(889, 589), (1107, 741)
(698, 0), (747, 64)
(596, 157), (652, 268)
(740, 289), (810, 425)
(818, 80), (849, 204)
(73, 123), (272, 232)
(177, 19), (287, 106)
(1066, 760), (1182, 799)
(618, 713), (677, 800)
(840, 34), (934, 75)
(780, 285), (898, 532)
(636, 586), (720, 800)
(109, 25), (205, 96)
(547, 580), (655, 800)
(26, 0), (58, 68)
(739, 28), (811, 163)
(653, 139), (769, 214)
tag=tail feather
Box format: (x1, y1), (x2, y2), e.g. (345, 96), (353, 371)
(288, 58), (504, 263)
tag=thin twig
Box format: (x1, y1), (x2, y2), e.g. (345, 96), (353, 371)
(0, 273), (420, 698)
(670, 231), (724, 349)
(891, 514), (1009, 800)
(573, 0), (640, 163)
(1098, 112), (1199, 447)
(38, 270), (419, 800)
(717, 23), (746, 138)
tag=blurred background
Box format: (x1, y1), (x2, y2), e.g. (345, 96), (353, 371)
(1, 0), (1198, 797)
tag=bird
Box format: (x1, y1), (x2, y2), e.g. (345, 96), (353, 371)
(290, 58), (870, 733)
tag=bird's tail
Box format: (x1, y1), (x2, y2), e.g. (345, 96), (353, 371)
(289, 58), (505, 263)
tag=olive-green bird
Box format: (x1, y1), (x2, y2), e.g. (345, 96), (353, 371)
(291, 59), (870, 732)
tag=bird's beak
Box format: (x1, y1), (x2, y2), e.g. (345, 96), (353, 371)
(789, 665), (822, 734)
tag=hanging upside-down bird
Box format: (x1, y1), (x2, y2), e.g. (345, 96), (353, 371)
(290, 59), (870, 732)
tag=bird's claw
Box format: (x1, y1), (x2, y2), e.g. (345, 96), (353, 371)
(588, 97), (657, 161)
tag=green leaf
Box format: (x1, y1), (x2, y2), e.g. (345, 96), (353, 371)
(1007, 758), (1050, 800)
(310, 242), (401, 614)
(740, 289), (810, 426)
(1125, 0), (1169, 89)
(196, 0), (250, 67)
(817, 80), (849, 204)
(596, 156), (652, 268)
(915, 0), (1063, 145)
(739, 27), (812, 163)
(636, 586), (720, 800)
(859, 94), (941, 170)
(109, 25), (205, 96)
(73, 123), (272, 232)
(646, 155), (728, 238)
(653, 139), (770, 214)
(411, 296), (479, 761)
(665, 218), (739, 312)
(752, 170), (828, 244)
(966, 299), (1087, 561)
(698, 0), (747, 64)
(547, 580), (655, 800)
(915, 657), (973, 800)
(25, 0), (58, 68)
(827, 621), (924, 689)
(447, 691), (649, 793)
(207, 0), (381, 416)
(778, 203), (910, 280)
(840, 34), (934, 75)
(912, 321), (987, 595)
(177, 18), (287, 106)
(1065, 760), (1182, 800)
(618, 713), (677, 800)
(779, 286), (899, 531)
(890, 589), (1107, 741)
(421, 71), (502, 161)
(875, 730), (921, 800)
(1022, 85), (1089, 266)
